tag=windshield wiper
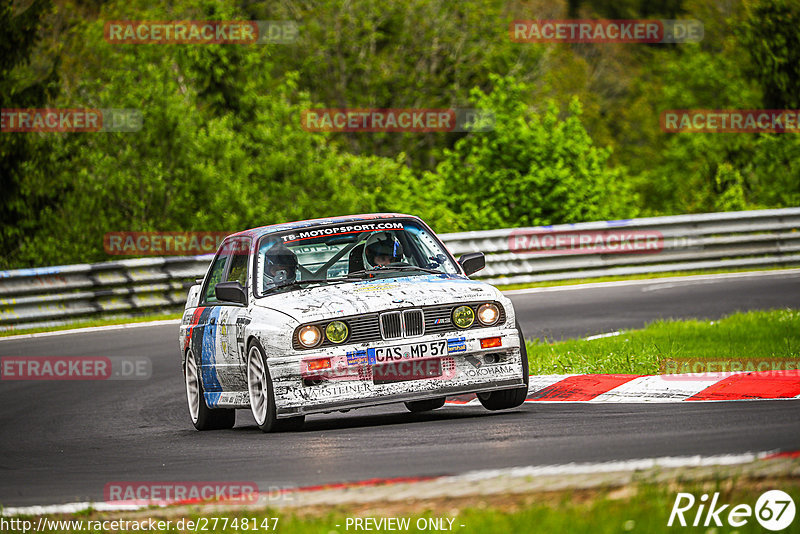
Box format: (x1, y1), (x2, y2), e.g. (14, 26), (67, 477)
(381, 265), (444, 275)
(347, 265), (443, 276)
(343, 269), (375, 279)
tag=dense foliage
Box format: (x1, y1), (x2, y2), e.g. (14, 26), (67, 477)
(1, 0), (798, 267)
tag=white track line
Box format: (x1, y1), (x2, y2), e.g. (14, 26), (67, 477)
(584, 331), (621, 341)
(0, 319), (180, 342)
(452, 451), (776, 482)
(502, 268), (800, 295)
(1, 501), (143, 516)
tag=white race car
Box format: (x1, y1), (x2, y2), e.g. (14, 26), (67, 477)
(180, 213), (529, 432)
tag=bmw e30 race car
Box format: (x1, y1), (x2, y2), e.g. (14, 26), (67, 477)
(180, 213), (529, 432)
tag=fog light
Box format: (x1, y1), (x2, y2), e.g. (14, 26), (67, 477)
(307, 358), (331, 371)
(480, 336), (502, 349)
(298, 325), (322, 348)
(453, 306), (475, 328)
(325, 321), (348, 343)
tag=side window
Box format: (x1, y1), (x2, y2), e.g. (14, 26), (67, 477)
(202, 251), (230, 304)
(225, 238), (251, 287)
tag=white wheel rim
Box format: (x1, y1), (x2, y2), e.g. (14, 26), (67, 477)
(247, 346), (268, 425)
(185, 350), (200, 423)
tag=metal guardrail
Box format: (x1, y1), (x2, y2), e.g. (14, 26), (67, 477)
(1, 208), (799, 331)
(0, 257), (213, 332)
(447, 207), (800, 285)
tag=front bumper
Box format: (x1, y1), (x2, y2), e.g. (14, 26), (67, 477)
(268, 326), (525, 417)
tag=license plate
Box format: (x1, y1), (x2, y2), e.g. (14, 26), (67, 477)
(373, 358), (442, 384)
(367, 340), (448, 365)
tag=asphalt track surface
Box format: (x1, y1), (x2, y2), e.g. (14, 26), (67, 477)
(1, 271), (798, 506)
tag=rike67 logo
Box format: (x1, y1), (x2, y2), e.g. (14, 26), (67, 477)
(669, 490), (796, 531)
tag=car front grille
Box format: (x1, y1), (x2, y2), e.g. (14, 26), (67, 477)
(379, 312), (403, 340)
(292, 302), (506, 350)
(403, 309), (424, 337)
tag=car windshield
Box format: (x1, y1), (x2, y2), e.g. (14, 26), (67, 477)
(255, 219), (460, 296)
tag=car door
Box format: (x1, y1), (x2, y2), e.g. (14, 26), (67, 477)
(194, 238), (251, 401)
(216, 237), (252, 395)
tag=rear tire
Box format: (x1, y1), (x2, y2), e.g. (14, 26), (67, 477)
(404, 397), (446, 413)
(185, 349), (236, 430)
(477, 323), (530, 411)
(247, 341), (279, 433)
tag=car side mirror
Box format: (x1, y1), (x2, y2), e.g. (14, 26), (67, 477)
(215, 281), (247, 305)
(458, 252), (485, 276)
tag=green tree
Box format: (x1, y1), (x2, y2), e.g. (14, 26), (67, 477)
(433, 75), (636, 231)
(8, 0), (459, 266)
(0, 0), (60, 268)
(738, 0), (800, 109)
(244, 0), (547, 172)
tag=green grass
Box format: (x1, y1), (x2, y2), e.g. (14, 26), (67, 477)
(498, 265), (798, 291)
(3, 480), (798, 533)
(525, 308), (800, 375)
(0, 312), (181, 337)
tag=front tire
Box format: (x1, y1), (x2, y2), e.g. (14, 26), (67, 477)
(405, 397), (446, 413)
(247, 341), (280, 433)
(185, 349), (235, 430)
(477, 323), (530, 411)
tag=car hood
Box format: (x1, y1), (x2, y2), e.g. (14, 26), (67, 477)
(254, 274), (500, 323)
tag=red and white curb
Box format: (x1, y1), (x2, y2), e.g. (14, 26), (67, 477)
(446, 371), (800, 405)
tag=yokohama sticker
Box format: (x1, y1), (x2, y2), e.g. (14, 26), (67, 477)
(464, 365), (516, 378)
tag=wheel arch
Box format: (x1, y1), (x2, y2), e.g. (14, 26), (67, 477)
(246, 335), (263, 355)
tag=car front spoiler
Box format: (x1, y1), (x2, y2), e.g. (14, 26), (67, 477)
(275, 377), (526, 417)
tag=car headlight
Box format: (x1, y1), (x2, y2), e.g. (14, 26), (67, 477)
(298, 325), (322, 348)
(452, 305), (475, 328)
(477, 303), (500, 326)
(325, 321), (348, 343)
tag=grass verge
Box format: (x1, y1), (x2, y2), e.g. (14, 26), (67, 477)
(498, 265), (798, 291)
(3, 477), (798, 533)
(525, 308), (800, 375)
